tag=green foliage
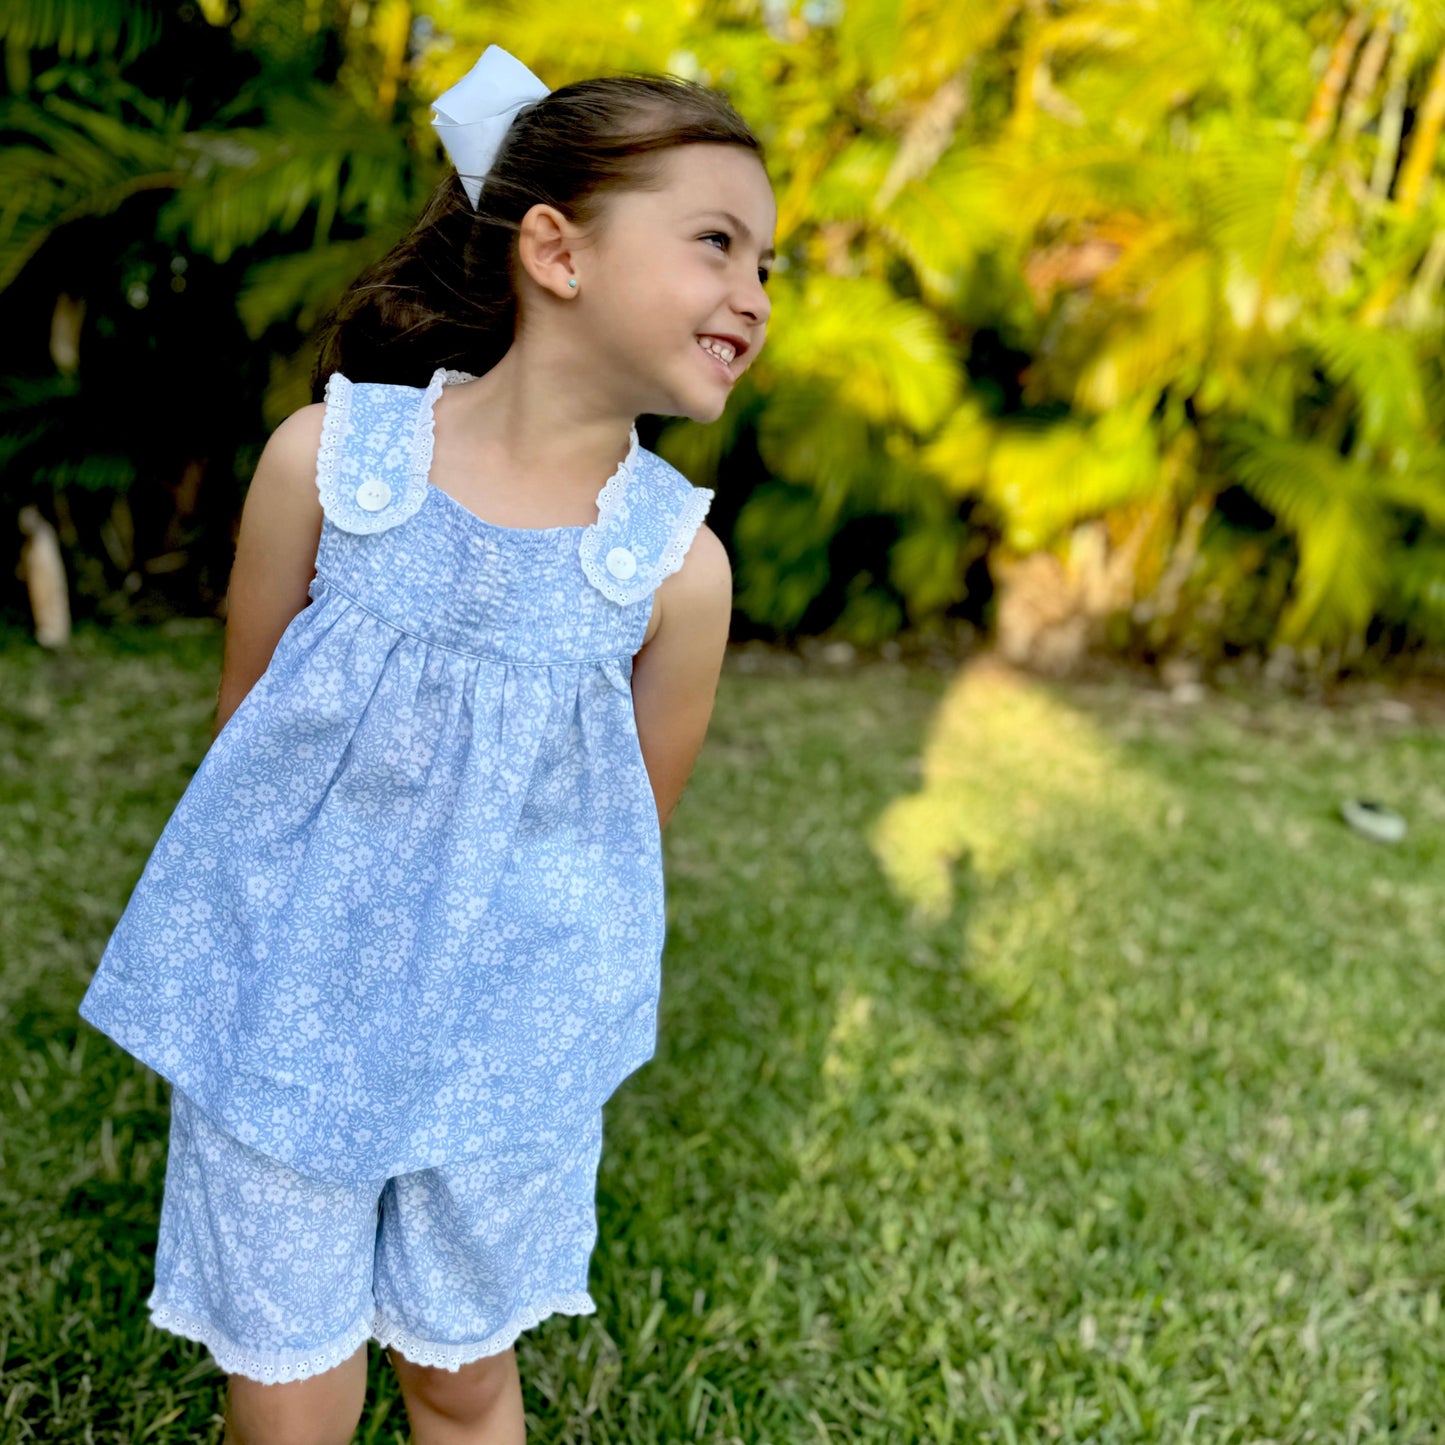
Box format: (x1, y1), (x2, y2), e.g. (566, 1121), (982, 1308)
(0, 83), (186, 289)
(731, 481), (834, 630)
(158, 89), (418, 264)
(236, 234), (399, 340)
(767, 274), (962, 435)
(1218, 424), (1390, 646)
(1384, 540), (1445, 640)
(983, 405), (1162, 552)
(5, 0), (1445, 665)
(1304, 317), (1433, 450)
(888, 517), (974, 615)
(0, 0), (162, 67)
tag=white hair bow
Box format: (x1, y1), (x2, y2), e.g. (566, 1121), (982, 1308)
(431, 45), (551, 208)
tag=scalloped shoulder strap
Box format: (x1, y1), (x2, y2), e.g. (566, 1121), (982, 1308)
(315, 370), (444, 534)
(578, 448), (716, 607)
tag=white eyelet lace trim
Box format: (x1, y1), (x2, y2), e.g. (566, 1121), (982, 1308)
(148, 1298), (375, 1385)
(575, 431), (645, 601)
(373, 1292), (597, 1372)
(578, 477), (715, 605)
(149, 1290), (598, 1383)
(654, 484), (716, 587)
(315, 371), (354, 515)
(318, 368), (477, 528)
(411, 367), (451, 500)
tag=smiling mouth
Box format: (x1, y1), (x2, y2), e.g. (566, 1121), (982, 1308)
(695, 336), (743, 386)
(698, 347), (736, 383)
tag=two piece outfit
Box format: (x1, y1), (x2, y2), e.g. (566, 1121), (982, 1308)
(78, 367), (715, 1382)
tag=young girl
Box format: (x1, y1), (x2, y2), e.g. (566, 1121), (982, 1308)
(79, 45), (775, 1444)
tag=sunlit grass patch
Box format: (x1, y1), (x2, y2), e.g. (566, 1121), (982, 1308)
(871, 653), (1175, 915)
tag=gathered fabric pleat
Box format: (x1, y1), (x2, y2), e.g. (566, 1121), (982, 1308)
(82, 584), (663, 1182)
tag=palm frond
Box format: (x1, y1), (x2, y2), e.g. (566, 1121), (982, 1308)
(809, 137), (894, 225)
(237, 233), (400, 339)
(919, 394), (993, 497)
(889, 516), (974, 615)
(160, 89), (414, 262)
(41, 452), (137, 489)
(1304, 316), (1429, 447)
(0, 90), (183, 290)
(0, 0), (161, 63)
(759, 274), (961, 433)
(1218, 423), (1389, 644)
(731, 480), (837, 631)
(1044, 1), (1232, 131)
(1382, 539), (1445, 644)
(1378, 460), (1445, 532)
(836, 0), (907, 80)
(1074, 246), (1219, 409)
(874, 147), (1010, 307)
(976, 143), (1188, 236)
(1191, 130), (1295, 274)
(982, 404), (1162, 550)
(755, 378), (879, 527)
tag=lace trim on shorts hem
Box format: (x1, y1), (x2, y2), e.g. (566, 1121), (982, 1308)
(373, 1292), (598, 1372)
(148, 1297), (374, 1384)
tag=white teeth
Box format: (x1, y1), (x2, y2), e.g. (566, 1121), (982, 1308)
(697, 336), (736, 364)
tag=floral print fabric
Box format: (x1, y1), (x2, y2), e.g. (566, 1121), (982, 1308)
(149, 1085), (603, 1383)
(79, 369), (715, 1183)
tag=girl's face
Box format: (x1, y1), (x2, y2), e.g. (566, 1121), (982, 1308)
(577, 144), (776, 424)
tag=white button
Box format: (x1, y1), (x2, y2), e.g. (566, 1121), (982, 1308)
(606, 546), (638, 580)
(355, 477), (392, 512)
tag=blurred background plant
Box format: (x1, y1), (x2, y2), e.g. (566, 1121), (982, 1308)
(3, 0), (1444, 676)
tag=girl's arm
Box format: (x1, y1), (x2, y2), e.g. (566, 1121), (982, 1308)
(629, 524), (734, 829)
(211, 404), (327, 740)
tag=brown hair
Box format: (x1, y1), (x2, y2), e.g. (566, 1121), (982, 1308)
(310, 72), (766, 397)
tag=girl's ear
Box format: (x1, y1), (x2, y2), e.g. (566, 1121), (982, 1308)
(517, 203), (583, 299)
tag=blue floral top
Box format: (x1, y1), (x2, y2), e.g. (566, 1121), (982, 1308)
(79, 366), (715, 1183)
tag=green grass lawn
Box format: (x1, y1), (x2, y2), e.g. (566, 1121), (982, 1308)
(2, 619), (1443, 1443)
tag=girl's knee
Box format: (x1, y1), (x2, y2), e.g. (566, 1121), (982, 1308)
(388, 1344), (520, 1425)
(223, 1344), (368, 1445)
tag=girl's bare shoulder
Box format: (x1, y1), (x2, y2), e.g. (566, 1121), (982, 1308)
(246, 403), (327, 511)
(673, 520), (731, 583)
(268, 401), (327, 466)
(651, 520), (732, 634)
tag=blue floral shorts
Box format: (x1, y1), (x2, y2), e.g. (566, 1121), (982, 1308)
(147, 1087), (604, 1384)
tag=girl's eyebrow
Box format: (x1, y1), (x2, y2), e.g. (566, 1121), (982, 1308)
(689, 209), (776, 261)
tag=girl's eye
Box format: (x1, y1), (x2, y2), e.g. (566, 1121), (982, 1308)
(702, 232), (772, 287)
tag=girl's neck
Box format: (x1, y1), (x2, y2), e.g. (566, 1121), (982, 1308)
(443, 343), (637, 498)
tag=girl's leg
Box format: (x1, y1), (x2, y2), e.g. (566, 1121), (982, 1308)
(148, 1090), (383, 1442)
(223, 1343), (370, 1445)
(386, 1344), (525, 1445)
(370, 1114), (606, 1445)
